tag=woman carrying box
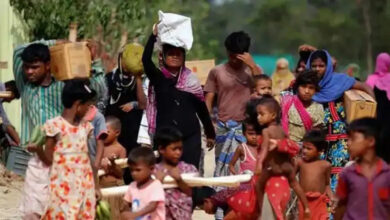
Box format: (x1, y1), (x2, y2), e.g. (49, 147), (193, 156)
(307, 50), (373, 191)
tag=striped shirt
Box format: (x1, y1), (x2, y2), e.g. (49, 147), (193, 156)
(89, 59), (108, 113)
(13, 40), (107, 144)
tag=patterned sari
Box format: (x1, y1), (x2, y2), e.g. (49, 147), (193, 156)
(322, 99), (349, 191)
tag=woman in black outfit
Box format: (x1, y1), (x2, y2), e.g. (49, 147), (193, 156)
(106, 49), (147, 183)
(142, 29), (215, 168)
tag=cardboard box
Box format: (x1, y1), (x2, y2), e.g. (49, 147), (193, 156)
(185, 59), (215, 85)
(49, 42), (91, 81)
(344, 89), (377, 123)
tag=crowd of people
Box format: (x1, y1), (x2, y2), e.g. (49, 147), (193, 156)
(2, 20), (390, 220)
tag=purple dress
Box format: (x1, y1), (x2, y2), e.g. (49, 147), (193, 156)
(155, 162), (198, 220)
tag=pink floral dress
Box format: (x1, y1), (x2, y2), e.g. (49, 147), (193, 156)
(42, 116), (95, 220)
(154, 162), (198, 220)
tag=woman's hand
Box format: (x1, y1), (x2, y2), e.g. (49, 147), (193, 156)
(153, 23), (158, 36)
(120, 102), (134, 112)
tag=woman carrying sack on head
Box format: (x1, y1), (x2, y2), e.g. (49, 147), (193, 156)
(142, 22), (215, 168)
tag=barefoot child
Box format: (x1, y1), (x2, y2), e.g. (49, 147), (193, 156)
(229, 120), (259, 175)
(36, 80), (99, 219)
(154, 127), (198, 220)
(99, 116), (126, 220)
(297, 130), (335, 220)
(251, 75), (272, 99)
(335, 118), (390, 220)
(121, 147), (165, 220)
(255, 97), (311, 219)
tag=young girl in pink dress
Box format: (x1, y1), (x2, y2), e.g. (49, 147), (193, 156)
(229, 121), (260, 175)
(36, 80), (100, 219)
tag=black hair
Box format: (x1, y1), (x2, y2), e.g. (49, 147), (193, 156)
(242, 119), (256, 133)
(127, 147), (156, 166)
(61, 79), (96, 108)
(253, 74), (271, 85)
(302, 129), (328, 151)
(293, 69), (320, 93)
(224, 31), (251, 54)
(310, 50), (328, 65)
(4, 80), (20, 99)
(105, 115), (121, 131)
(192, 186), (216, 209)
(154, 126), (183, 150)
(348, 117), (380, 144)
(348, 117), (379, 140)
(21, 43), (50, 63)
(257, 95), (281, 123)
(245, 98), (263, 133)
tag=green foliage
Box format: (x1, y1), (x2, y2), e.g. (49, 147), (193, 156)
(10, 0), (212, 64)
(10, 0), (390, 77)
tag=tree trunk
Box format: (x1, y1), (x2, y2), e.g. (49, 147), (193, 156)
(358, 0), (373, 73)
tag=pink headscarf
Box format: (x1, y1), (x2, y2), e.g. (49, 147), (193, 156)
(366, 53), (390, 100)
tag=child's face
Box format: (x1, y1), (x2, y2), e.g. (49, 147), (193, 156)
(245, 125), (258, 146)
(104, 123), (119, 145)
(159, 141), (183, 165)
(301, 142), (320, 161)
(347, 131), (375, 158)
(255, 79), (272, 96)
(256, 104), (276, 126)
(76, 102), (92, 118)
(129, 161), (153, 184)
(203, 198), (217, 214)
(297, 84), (316, 103)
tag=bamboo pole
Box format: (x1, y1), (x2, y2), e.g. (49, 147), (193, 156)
(101, 174), (252, 197)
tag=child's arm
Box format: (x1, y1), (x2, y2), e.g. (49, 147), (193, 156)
(106, 148), (127, 179)
(229, 145), (243, 175)
(169, 167), (192, 196)
(324, 162), (336, 212)
(255, 129), (270, 175)
(334, 200), (347, 220)
(41, 136), (57, 166)
(123, 202), (159, 219)
(5, 125), (20, 146)
(94, 139), (104, 169)
(334, 171), (348, 220)
(288, 170), (311, 219)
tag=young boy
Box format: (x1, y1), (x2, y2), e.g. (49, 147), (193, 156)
(100, 116), (127, 185)
(335, 118), (390, 220)
(251, 74), (272, 99)
(122, 147), (165, 220)
(99, 116), (126, 220)
(297, 130), (335, 220)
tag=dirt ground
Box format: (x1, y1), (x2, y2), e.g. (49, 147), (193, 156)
(0, 147), (216, 220)
(0, 164), (24, 220)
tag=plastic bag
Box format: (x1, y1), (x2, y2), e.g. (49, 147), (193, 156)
(157, 10), (193, 51)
